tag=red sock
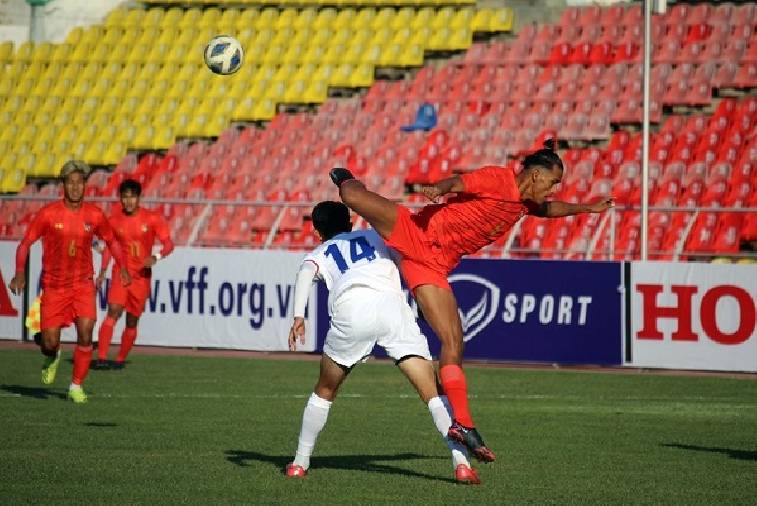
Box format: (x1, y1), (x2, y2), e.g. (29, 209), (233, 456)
(116, 327), (137, 363)
(440, 364), (475, 428)
(72, 345), (93, 385)
(97, 316), (116, 361)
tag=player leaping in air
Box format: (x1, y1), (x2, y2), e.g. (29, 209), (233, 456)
(330, 141), (614, 461)
(286, 201), (481, 484)
(9, 161), (131, 403)
(95, 178), (174, 369)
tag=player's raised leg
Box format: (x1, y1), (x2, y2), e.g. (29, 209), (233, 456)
(114, 312), (139, 369)
(287, 355), (348, 477)
(96, 303), (123, 367)
(330, 168), (398, 239)
(69, 316), (95, 403)
(413, 284), (495, 462)
(39, 327), (62, 385)
(397, 356), (480, 484)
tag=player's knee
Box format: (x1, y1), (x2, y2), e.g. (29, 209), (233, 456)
(313, 385), (337, 402)
(338, 180), (363, 207)
(40, 341), (57, 356)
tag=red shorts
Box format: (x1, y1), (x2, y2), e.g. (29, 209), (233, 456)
(385, 205), (454, 291)
(40, 282), (96, 330)
(108, 276), (151, 317)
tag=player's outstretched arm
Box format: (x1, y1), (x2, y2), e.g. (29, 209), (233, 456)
(531, 197), (614, 218)
(289, 260), (318, 351)
(96, 246), (112, 289)
(414, 176), (464, 203)
(144, 215), (175, 268)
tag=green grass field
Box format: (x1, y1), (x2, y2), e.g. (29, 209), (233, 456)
(1, 347), (756, 505)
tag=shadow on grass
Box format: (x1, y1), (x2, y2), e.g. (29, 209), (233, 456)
(0, 384), (66, 400)
(664, 443), (757, 461)
(83, 422), (118, 427)
(225, 449), (455, 484)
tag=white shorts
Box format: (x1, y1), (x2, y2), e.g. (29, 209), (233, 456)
(324, 286), (432, 368)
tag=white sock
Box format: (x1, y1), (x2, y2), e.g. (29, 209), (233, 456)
(69, 383), (81, 391)
(293, 392), (332, 470)
(428, 395), (471, 469)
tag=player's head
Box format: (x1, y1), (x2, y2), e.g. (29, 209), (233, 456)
(59, 160), (91, 204)
(520, 139), (564, 204)
(119, 178), (142, 215)
(311, 201), (352, 242)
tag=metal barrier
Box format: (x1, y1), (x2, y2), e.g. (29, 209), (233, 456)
(1, 195), (755, 261)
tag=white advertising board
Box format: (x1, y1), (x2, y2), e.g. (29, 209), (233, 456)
(0, 241), (23, 339)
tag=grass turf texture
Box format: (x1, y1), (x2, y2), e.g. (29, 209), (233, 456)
(1, 349), (756, 504)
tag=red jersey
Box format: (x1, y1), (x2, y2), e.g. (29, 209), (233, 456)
(414, 166), (532, 265)
(101, 208), (173, 278)
(15, 201), (126, 290)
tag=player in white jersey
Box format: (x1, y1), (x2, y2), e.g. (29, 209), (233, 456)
(285, 201), (480, 484)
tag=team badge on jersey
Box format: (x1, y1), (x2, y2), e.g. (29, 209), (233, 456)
(54, 222), (64, 230)
(141, 224), (149, 233)
(84, 223), (92, 232)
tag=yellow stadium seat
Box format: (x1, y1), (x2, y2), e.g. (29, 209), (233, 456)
(176, 27), (197, 46)
(431, 7), (455, 30)
(156, 26), (178, 45)
(301, 45), (325, 64)
(99, 97), (121, 115)
(329, 64), (353, 87)
(359, 43), (382, 65)
(448, 27), (473, 50)
(333, 9), (356, 29)
(103, 79), (130, 99)
(322, 44), (346, 66)
(392, 27), (412, 44)
(132, 126), (156, 150)
(80, 26), (104, 46)
(124, 9), (146, 27)
(64, 27), (83, 46)
(219, 8), (240, 27)
(136, 27), (160, 45)
(411, 8), (434, 30)
(180, 8), (202, 28)
(390, 7), (414, 30)
(253, 28), (274, 48)
(283, 80), (307, 103)
(343, 43), (366, 65)
(110, 43), (131, 63)
(89, 79), (112, 98)
(354, 8), (377, 29)
(281, 44), (304, 65)
(146, 80), (170, 99)
(144, 8), (165, 26)
(427, 27), (450, 50)
(450, 9), (473, 30)
(14, 42), (34, 62)
(490, 8), (514, 32)
(235, 8), (259, 30)
(89, 43), (109, 63)
(370, 27), (394, 46)
(332, 28), (353, 45)
(276, 8), (297, 29)
(397, 43), (424, 66)
(311, 29), (333, 47)
(293, 8), (316, 29)
(377, 43), (401, 66)
(371, 8), (396, 31)
(261, 45), (284, 65)
(313, 64), (335, 83)
(1, 168), (25, 193)
(199, 8), (221, 28)
(0, 41), (13, 61)
(0, 124), (18, 143)
(253, 98), (276, 121)
(303, 80), (328, 103)
(104, 8), (126, 26)
(146, 42), (170, 62)
(272, 64), (295, 83)
(163, 7), (184, 27)
(103, 141), (129, 165)
(314, 8), (338, 29)
(254, 8), (279, 30)
(30, 78), (53, 97)
(232, 96), (256, 120)
(349, 63), (375, 87)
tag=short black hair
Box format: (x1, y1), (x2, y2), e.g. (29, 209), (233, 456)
(119, 178), (142, 196)
(311, 201), (352, 240)
(522, 138), (564, 173)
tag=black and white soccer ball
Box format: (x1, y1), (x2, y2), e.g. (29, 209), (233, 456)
(203, 35), (244, 75)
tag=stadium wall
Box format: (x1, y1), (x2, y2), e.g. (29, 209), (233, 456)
(1, 241), (755, 372)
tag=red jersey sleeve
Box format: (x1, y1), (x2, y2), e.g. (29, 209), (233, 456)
(95, 212), (127, 270)
(15, 208), (48, 272)
(153, 213), (174, 257)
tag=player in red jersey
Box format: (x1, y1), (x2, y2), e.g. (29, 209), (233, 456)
(330, 141), (613, 461)
(9, 160), (131, 403)
(94, 178), (173, 369)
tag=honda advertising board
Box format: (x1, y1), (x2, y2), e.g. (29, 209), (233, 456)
(631, 262), (756, 372)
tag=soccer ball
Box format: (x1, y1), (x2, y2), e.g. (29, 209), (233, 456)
(203, 35), (244, 75)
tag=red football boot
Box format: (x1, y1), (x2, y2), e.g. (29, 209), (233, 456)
(454, 464), (481, 485)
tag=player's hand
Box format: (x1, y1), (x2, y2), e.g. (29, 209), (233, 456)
(143, 255), (157, 268)
(95, 272), (106, 289)
(119, 267), (132, 287)
(9, 272), (25, 296)
(288, 317), (306, 351)
(588, 197), (615, 213)
(416, 184), (443, 203)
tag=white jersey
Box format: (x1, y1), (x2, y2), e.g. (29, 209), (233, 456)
(303, 229), (402, 315)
